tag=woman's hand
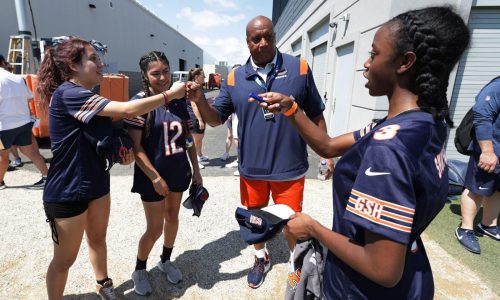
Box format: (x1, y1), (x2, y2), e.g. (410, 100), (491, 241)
(192, 169), (203, 186)
(152, 177), (169, 197)
(284, 212), (316, 240)
(248, 92), (295, 114)
(120, 148), (135, 165)
(168, 81), (187, 100)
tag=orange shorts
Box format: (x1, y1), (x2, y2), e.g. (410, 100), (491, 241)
(239, 177), (305, 212)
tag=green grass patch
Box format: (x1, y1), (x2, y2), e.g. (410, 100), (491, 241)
(424, 197), (499, 296)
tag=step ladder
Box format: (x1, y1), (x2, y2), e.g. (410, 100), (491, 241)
(7, 35), (37, 75)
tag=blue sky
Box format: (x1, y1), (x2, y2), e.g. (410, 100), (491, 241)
(137, 0), (273, 66)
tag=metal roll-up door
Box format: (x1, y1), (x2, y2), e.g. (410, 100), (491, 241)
(446, 8), (500, 161)
(312, 42), (327, 102)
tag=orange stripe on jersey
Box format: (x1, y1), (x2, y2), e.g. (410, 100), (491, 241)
(299, 59), (308, 76)
(382, 210), (413, 224)
(227, 70), (235, 86)
(352, 189), (415, 214)
(346, 205), (412, 233)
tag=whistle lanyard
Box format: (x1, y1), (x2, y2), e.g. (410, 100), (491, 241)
(253, 54), (282, 92)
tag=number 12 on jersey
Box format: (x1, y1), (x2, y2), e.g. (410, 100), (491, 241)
(163, 120), (184, 156)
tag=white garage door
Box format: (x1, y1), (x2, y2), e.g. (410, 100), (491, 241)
(447, 8), (500, 162)
(312, 42), (328, 102)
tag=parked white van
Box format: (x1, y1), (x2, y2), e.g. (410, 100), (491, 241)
(172, 71), (189, 83)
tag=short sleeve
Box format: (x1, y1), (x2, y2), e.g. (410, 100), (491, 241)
(300, 64), (325, 119)
(63, 87), (110, 124)
(354, 122), (378, 141)
(344, 144), (416, 244)
(212, 83), (234, 123)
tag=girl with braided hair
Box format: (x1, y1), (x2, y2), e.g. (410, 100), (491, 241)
(124, 51), (203, 296)
(251, 6), (469, 299)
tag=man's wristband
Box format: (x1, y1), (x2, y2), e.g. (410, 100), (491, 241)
(162, 91), (169, 105)
(283, 101), (299, 117)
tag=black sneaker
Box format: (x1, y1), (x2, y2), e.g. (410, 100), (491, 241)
(455, 227), (481, 254)
(7, 165), (16, 172)
(31, 177), (46, 190)
(476, 223), (500, 241)
(0, 181), (5, 190)
(247, 252), (270, 289)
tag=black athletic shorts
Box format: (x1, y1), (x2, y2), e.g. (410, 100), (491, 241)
(0, 122), (33, 150)
(190, 116), (205, 134)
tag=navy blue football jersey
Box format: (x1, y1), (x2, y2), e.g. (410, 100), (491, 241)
(124, 93), (191, 195)
(323, 111), (448, 299)
(43, 81), (112, 203)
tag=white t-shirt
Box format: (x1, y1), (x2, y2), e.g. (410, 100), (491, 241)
(0, 68), (33, 131)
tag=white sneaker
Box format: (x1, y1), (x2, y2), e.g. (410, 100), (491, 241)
(220, 152), (230, 161)
(157, 260), (182, 284)
(233, 169), (240, 176)
(198, 155), (210, 162)
(198, 162), (205, 169)
(225, 160), (238, 168)
(132, 269), (152, 296)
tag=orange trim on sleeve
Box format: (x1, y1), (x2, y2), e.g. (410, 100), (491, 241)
(227, 70), (235, 86)
(299, 59), (308, 76)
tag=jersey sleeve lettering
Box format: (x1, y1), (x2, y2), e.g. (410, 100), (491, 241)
(344, 144), (416, 244)
(354, 122), (378, 141)
(64, 88), (110, 124)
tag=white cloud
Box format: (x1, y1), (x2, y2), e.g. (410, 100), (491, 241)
(176, 7), (245, 30)
(198, 36), (249, 66)
(203, 0), (238, 9)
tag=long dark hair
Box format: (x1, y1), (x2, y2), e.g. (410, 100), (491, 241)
(389, 6), (470, 126)
(37, 37), (91, 105)
(139, 51), (170, 138)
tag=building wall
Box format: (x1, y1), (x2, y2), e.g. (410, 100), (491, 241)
(273, 0), (313, 42)
(0, 0), (203, 93)
(274, 0), (499, 161)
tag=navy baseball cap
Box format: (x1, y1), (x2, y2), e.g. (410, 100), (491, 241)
(235, 204), (295, 245)
(183, 184), (209, 217)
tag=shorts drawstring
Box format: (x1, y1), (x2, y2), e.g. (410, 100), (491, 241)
(46, 218), (59, 245)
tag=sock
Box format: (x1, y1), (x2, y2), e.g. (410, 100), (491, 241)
(135, 257), (147, 271)
(97, 277), (110, 286)
(255, 248), (266, 259)
(161, 246), (173, 263)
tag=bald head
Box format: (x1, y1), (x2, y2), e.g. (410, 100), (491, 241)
(246, 16), (274, 37)
(246, 16), (276, 67)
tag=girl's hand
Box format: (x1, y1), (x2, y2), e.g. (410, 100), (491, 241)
(120, 148), (135, 165)
(168, 81), (187, 100)
(192, 170), (203, 186)
(248, 92), (295, 114)
(152, 177), (169, 197)
(284, 212), (316, 240)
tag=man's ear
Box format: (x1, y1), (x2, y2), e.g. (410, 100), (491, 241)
(397, 51), (416, 74)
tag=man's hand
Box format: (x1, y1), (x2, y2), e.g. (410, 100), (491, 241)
(186, 81), (204, 103)
(284, 212), (316, 240)
(478, 150), (499, 173)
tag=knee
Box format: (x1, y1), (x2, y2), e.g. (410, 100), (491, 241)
(19, 146), (35, 157)
(50, 254), (77, 272)
(86, 234), (107, 249)
(145, 225), (163, 241)
(164, 213), (179, 224)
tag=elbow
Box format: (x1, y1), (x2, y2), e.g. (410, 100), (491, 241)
(373, 270), (403, 288)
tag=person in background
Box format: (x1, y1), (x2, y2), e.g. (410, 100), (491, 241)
(0, 54), (48, 189)
(36, 38), (187, 300)
(124, 51), (203, 296)
(456, 76), (500, 254)
(187, 68), (209, 167)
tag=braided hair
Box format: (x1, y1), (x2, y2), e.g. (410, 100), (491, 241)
(388, 6), (470, 126)
(138, 51), (170, 138)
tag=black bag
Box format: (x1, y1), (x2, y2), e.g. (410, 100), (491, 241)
(454, 108), (474, 155)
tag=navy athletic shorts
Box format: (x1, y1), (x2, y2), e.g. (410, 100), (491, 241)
(132, 155), (192, 202)
(0, 122), (33, 150)
(464, 142), (500, 197)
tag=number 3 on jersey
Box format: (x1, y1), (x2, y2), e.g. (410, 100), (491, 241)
(163, 120), (184, 156)
(373, 124), (400, 140)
